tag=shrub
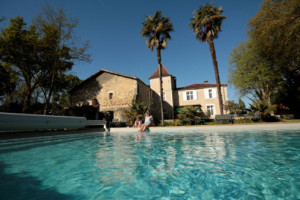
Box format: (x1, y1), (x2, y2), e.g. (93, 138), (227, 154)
(249, 100), (276, 122)
(177, 106), (202, 125)
(174, 119), (182, 126)
(63, 105), (100, 120)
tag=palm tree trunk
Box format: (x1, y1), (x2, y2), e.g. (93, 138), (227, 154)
(156, 47), (165, 126)
(207, 37), (224, 115)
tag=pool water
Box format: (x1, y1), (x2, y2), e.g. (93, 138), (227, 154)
(0, 130), (299, 199)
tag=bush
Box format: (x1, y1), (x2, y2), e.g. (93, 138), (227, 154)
(174, 119), (182, 126)
(177, 106), (202, 125)
(63, 105), (100, 120)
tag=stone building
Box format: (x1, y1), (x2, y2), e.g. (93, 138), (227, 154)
(70, 69), (153, 121)
(70, 66), (228, 121)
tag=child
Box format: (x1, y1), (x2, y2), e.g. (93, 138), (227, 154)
(139, 111), (154, 132)
(133, 117), (142, 128)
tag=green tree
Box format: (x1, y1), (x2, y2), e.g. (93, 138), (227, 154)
(140, 11), (174, 126)
(190, 3), (226, 115)
(0, 63), (16, 102)
(229, 40), (281, 105)
(46, 74), (82, 115)
(0, 17), (41, 112)
(0, 7), (90, 114)
(34, 5), (90, 115)
(124, 102), (148, 126)
(248, 0), (300, 117)
(177, 106), (202, 125)
(224, 100), (238, 115)
(224, 98), (248, 115)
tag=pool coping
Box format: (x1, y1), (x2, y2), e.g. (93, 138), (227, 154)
(110, 122), (300, 133)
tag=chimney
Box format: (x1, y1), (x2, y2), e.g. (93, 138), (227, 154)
(204, 81), (208, 84)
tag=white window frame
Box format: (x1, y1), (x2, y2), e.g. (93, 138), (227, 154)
(206, 104), (215, 116)
(183, 90), (197, 101)
(186, 91), (193, 100)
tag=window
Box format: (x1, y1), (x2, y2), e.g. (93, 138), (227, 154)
(163, 91), (166, 101)
(186, 91), (194, 100)
(207, 105), (215, 116)
(183, 90), (197, 101)
(208, 89), (213, 98)
(205, 88), (216, 99)
(109, 92), (113, 100)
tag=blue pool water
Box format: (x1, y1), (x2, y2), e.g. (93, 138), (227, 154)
(0, 130), (299, 200)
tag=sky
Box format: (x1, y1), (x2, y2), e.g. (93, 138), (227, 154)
(0, 0), (263, 105)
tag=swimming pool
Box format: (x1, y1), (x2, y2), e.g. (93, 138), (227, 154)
(0, 128), (299, 199)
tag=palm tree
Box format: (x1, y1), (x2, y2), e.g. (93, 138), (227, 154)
(140, 11), (174, 126)
(190, 3), (226, 115)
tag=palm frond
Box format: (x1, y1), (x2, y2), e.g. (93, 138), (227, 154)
(140, 10), (174, 50)
(190, 3), (226, 42)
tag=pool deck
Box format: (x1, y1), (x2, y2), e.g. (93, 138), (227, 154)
(110, 122), (300, 133)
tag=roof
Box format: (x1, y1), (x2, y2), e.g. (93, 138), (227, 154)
(177, 83), (227, 90)
(70, 68), (148, 93)
(149, 64), (172, 79)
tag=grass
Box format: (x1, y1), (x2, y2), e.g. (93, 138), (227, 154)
(280, 119), (300, 123)
(157, 118), (300, 127)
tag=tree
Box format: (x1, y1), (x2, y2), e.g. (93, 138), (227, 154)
(228, 40), (281, 105)
(224, 98), (248, 115)
(47, 74), (82, 114)
(0, 17), (41, 112)
(0, 6), (90, 114)
(190, 3), (226, 115)
(0, 63), (16, 102)
(248, 0), (300, 117)
(33, 5), (90, 115)
(140, 11), (174, 126)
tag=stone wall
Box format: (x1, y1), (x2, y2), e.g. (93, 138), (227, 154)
(71, 72), (138, 121)
(70, 78), (101, 106)
(149, 76), (175, 119)
(136, 80), (151, 108)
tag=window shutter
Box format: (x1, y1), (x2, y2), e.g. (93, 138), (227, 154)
(204, 89), (208, 99)
(213, 89), (217, 98)
(183, 91), (187, 101)
(193, 90), (198, 100)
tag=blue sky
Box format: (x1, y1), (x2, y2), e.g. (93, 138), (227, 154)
(0, 0), (262, 104)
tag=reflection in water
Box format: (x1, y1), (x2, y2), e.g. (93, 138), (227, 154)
(0, 130), (299, 199)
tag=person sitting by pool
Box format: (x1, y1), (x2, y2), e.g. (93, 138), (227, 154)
(133, 117), (142, 128)
(139, 111), (154, 132)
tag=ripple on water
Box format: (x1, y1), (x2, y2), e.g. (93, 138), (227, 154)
(0, 130), (299, 199)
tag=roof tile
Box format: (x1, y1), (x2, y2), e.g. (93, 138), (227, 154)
(149, 64), (172, 79)
(177, 83), (227, 90)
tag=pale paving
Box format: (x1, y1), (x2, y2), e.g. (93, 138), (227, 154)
(110, 123), (300, 133)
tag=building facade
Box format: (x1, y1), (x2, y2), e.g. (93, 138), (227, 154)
(70, 66), (228, 121)
(70, 69), (153, 121)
